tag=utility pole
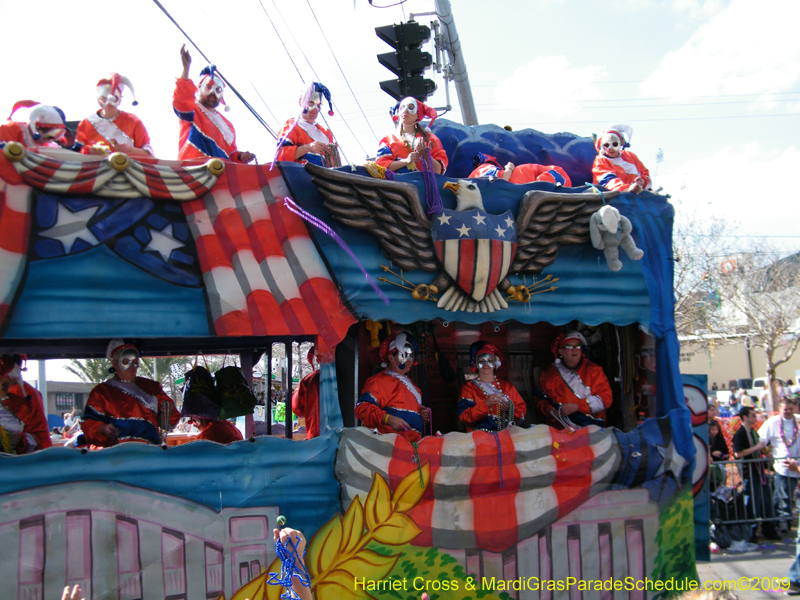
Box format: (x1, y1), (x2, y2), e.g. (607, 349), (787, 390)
(433, 0), (478, 125)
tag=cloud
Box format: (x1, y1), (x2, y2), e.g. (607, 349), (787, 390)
(641, 0), (800, 101)
(494, 56), (607, 117)
(659, 144), (800, 245)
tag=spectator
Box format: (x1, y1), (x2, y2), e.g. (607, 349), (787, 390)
(759, 397), (800, 531)
(732, 406), (781, 541)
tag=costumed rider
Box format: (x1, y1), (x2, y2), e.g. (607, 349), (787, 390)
(0, 355), (52, 454)
(458, 341), (526, 432)
(75, 72), (153, 156)
(354, 331), (431, 443)
(376, 97), (447, 175)
(173, 45), (256, 163)
(469, 152), (572, 187)
(291, 345), (321, 439)
(592, 124), (651, 194)
(276, 82), (339, 167)
(537, 331), (613, 430)
(82, 340), (180, 447)
(0, 101), (68, 149)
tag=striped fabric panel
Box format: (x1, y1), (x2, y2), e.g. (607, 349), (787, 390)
(336, 426), (621, 553)
(181, 162), (354, 351)
(0, 181), (32, 329)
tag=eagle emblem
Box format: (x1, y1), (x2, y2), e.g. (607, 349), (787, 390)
(305, 164), (618, 313)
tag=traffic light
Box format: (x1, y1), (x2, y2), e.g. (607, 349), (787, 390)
(376, 21), (436, 101)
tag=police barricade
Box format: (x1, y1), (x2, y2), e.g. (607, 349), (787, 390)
(709, 455), (798, 547)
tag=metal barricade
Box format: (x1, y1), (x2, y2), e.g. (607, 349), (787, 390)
(709, 455), (799, 528)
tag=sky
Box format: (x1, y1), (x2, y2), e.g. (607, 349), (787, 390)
(2, 0), (798, 381)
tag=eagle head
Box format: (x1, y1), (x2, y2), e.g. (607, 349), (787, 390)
(442, 179), (485, 212)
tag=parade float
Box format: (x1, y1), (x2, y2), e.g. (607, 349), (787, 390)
(0, 118), (701, 600)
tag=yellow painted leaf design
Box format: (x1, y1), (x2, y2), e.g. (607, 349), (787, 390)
(329, 549), (400, 583)
(307, 512), (343, 578)
(315, 579), (372, 600)
(363, 474), (392, 530)
(230, 570), (268, 600)
(391, 462), (430, 513)
(339, 496), (365, 555)
(371, 511), (422, 546)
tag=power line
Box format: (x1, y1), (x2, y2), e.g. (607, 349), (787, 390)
(304, 0), (380, 145)
(256, 0), (305, 84)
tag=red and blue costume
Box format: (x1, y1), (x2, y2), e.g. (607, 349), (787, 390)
(538, 359), (613, 429)
(375, 131), (448, 174)
(592, 152), (651, 192)
(83, 377), (180, 447)
(355, 370), (424, 443)
(292, 370), (320, 439)
(173, 78), (247, 162)
(458, 378), (526, 432)
(469, 153), (571, 186)
(0, 382), (52, 453)
(75, 111), (152, 155)
(276, 119), (334, 166)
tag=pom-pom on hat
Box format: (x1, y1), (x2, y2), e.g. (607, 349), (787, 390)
(551, 331), (588, 357)
(8, 100), (66, 140)
(198, 64), (229, 112)
(595, 124), (633, 152)
(472, 152), (502, 170)
(303, 82), (334, 117)
(390, 97), (437, 125)
(379, 331), (418, 367)
(96, 72), (138, 106)
(469, 340), (502, 371)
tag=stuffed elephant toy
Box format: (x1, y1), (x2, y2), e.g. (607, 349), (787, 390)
(589, 205), (644, 271)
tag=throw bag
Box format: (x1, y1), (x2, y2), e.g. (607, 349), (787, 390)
(181, 366), (220, 420)
(215, 366), (258, 419)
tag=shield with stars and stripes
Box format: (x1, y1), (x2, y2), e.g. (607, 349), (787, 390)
(431, 208), (517, 302)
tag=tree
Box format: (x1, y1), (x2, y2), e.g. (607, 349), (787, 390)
(671, 201), (738, 342)
(715, 251), (800, 408)
(65, 358), (111, 384)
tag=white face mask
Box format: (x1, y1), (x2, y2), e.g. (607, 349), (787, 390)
(116, 348), (140, 371)
(476, 354), (498, 370)
(600, 133), (622, 155)
(399, 98), (418, 119)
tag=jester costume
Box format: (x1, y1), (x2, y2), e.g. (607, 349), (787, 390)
(538, 358), (613, 429)
(592, 151), (651, 192)
(375, 131), (448, 174)
(275, 118), (337, 167)
(75, 111), (153, 155)
(83, 377), (180, 447)
(291, 370), (320, 439)
(0, 382), (52, 453)
(355, 370), (424, 443)
(469, 153), (571, 186)
(458, 378), (526, 432)
(173, 78), (247, 162)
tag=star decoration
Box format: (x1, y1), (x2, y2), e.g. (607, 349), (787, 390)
(145, 224), (185, 262)
(473, 214), (486, 225)
(504, 216), (515, 228)
(437, 213), (452, 226)
(39, 203), (101, 253)
(456, 224), (471, 238)
(654, 438), (687, 481)
(495, 225), (507, 238)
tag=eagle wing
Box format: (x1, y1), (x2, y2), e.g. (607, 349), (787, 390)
(512, 189), (620, 274)
(305, 163), (439, 272)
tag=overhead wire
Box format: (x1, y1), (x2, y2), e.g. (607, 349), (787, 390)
(151, 0), (278, 139)
(304, 0), (381, 146)
(256, 0), (305, 84)
(266, 0), (368, 162)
